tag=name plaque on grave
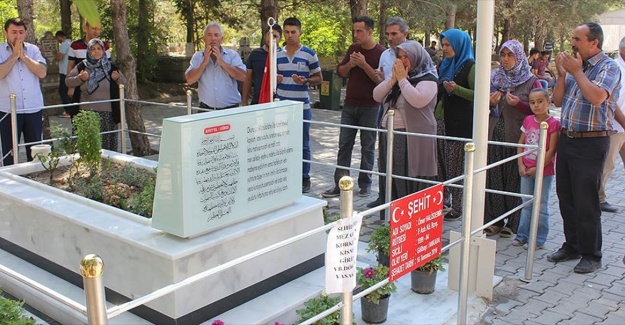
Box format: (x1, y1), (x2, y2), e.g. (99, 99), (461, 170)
(152, 101), (304, 237)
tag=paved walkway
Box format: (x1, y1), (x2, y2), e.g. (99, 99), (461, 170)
(45, 92), (625, 324)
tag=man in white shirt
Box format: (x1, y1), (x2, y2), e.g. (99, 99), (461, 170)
(0, 18), (47, 166)
(185, 22), (246, 110)
(598, 36), (625, 213)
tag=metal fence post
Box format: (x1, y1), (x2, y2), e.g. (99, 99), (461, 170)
(524, 122), (548, 281)
(339, 176), (354, 325)
(457, 142), (476, 324)
(80, 254), (108, 324)
(119, 85), (127, 154)
(186, 90), (193, 115)
(10, 94), (18, 165)
(384, 110), (395, 222)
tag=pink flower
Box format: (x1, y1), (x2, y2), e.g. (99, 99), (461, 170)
(211, 320), (225, 325)
(275, 322), (283, 325)
(363, 267), (375, 278)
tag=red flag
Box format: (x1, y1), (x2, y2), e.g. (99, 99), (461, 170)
(258, 54), (272, 103)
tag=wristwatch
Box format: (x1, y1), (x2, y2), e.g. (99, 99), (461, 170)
(303, 79), (310, 86)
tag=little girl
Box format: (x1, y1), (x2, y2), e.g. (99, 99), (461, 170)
(512, 88), (560, 249)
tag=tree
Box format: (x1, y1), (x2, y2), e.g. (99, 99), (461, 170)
(349, 0), (367, 18)
(110, 0), (151, 156)
(16, 0), (36, 43)
(60, 0), (72, 37)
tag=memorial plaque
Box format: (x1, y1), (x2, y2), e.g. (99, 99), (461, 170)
(40, 31), (57, 62)
(389, 184), (444, 281)
(152, 101), (304, 237)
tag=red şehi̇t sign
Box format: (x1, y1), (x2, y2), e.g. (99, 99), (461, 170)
(389, 184), (444, 282)
(203, 124), (231, 135)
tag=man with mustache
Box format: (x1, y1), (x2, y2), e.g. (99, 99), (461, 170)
(0, 18), (47, 166)
(549, 22), (622, 273)
(186, 22), (246, 111)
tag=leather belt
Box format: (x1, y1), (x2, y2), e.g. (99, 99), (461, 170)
(561, 128), (615, 138)
(199, 102), (238, 110)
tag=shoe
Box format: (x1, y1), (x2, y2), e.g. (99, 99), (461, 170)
(366, 198), (381, 208)
(600, 202), (618, 213)
(547, 249), (581, 263)
(483, 225), (502, 236)
(358, 186), (371, 197)
(573, 258), (601, 273)
(499, 227), (514, 238)
(444, 211), (461, 221)
(59, 112), (70, 118)
(512, 239), (525, 246)
(523, 243), (543, 250)
(302, 178), (311, 193)
(322, 186), (340, 198)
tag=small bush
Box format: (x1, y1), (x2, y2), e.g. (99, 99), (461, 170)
(0, 292), (36, 325)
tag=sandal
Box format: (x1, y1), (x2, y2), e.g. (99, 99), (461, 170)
(499, 227), (514, 238)
(483, 225), (502, 237)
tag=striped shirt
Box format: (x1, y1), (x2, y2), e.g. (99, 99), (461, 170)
(560, 51), (621, 132)
(276, 45), (321, 109)
(0, 42), (46, 113)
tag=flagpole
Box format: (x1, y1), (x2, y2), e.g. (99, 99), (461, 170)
(267, 17), (276, 102)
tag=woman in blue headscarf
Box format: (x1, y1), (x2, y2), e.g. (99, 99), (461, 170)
(484, 40), (542, 237)
(435, 28), (475, 221)
(373, 40), (438, 206)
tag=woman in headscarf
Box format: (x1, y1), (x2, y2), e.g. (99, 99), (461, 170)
(484, 40), (542, 237)
(435, 28), (475, 221)
(373, 40), (438, 205)
(66, 38), (125, 151)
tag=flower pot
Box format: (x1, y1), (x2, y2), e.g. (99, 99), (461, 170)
(411, 269), (437, 294)
(361, 294), (390, 324)
(377, 250), (390, 267)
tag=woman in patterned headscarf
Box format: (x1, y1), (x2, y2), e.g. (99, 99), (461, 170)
(373, 40), (438, 207)
(484, 40), (542, 237)
(66, 38), (125, 151)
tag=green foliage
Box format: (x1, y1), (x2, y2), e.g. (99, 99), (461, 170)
(367, 225), (390, 255)
(356, 265), (397, 305)
(416, 256), (445, 274)
(296, 293), (346, 325)
(74, 175), (104, 202)
(0, 3), (18, 42)
(73, 110), (102, 177)
(0, 292), (36, 325)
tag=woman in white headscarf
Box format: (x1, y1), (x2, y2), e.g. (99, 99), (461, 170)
(373, 40), (438, 205)
(66, 38), (125, 151)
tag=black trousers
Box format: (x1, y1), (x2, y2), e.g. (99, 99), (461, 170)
(0, 111), (43, 166)
(555, 133), (609, 260)
(58, 74), (71, 107)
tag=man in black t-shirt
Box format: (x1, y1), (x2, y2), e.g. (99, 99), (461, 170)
(241, 24), (282, 105)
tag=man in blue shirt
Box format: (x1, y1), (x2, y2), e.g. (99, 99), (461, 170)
(55, 30), (71, 116)
(0, 18), (47, 166)
(186, 22), (246, 110)
(549, 22), (621, 274)
(276, 17), (322, 193)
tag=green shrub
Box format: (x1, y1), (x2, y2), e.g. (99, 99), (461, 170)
(73, 110), (102, 177)
(296, 293), (343, 325)
(0, 292), (36, 325)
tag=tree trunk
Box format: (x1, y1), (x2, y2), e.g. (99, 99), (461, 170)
(110, 0), (151, 157)
(446, 3), (456, 30)
(534, 17), (546, 50)
(60, 0), (72, 37)
(259, 0), (279, 47)
(349, 0), (367, 18)
(16, 0), (36, 44)
(186, 0), (195, 43)
(378, 0), (387, 45)
(136, 0), (151, 81)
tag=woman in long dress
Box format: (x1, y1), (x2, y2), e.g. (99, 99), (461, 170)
(372, 40), (438, 205)
(484, 40), (542, 237)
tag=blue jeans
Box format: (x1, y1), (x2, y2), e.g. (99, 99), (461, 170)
(0, 111), (43, 166)
(515, 175), (554, 246)
(303, 108), (312, 179)
(333, 105), (378, 188)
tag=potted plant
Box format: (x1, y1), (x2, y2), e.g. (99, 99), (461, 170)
(367, 225), (390, 267)
(410, 256), (445, 294)
(356, 265), (397, 324)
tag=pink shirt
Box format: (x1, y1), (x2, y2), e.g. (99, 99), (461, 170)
(520, 115), (560, 176)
